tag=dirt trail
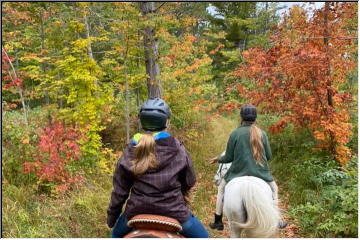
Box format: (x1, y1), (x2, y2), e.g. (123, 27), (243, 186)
(190, 116), (299, 238)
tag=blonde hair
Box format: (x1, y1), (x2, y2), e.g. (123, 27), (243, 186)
(132, 134), (158, 177)
(250, 123), (264, 166)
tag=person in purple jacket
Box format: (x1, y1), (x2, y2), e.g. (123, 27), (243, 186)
(106, 98), (208, 238)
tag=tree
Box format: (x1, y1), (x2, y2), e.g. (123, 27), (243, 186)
(2, 48), (28, 125)
(232, 3), (357, 165)
(205, 2), (280, 95)
(209, 2), (257, 49)
(140, 2), (161, 98)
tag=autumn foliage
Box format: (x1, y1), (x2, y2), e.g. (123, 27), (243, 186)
(23, 120), (84, 193)
(232, 3), (357, 164)
(2, 48), (23, 89)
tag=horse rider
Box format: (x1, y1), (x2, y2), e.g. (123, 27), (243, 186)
(209, 104), (288, 229)
(107, 98), (209, 238)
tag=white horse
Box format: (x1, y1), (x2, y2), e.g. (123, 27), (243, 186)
(223, 176), (280, 238)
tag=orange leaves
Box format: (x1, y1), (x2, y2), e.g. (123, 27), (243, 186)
(186, 34), (197, 43)
(218, 102), (239, 114)
(236, 84), (245, 95)
(269, 117), (290, 134)
(313, 131), (327, 141)
(232, 3), (356, 165)
(335, 145), (352, 165)
(209, 43), (224, 55)
(20, 137), (30, 144)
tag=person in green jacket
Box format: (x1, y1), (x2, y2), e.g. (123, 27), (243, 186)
(209, 104), (287, 229)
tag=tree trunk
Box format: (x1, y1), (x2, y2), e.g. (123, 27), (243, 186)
(124, 57), (130, 142)
(323, 2), (336, 156)
(140, 2), (162, 98)
(84, 14), (94, 60)
(2, 48), (28, 126)
(83, 6), (99, 92)
(40, 10), (50, 105)
(136, 87), (141, 131)
(324, 2), (333, 107)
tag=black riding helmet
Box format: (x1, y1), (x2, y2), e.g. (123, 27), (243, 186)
(240, 104), (257, 122)
(139, 98), (171, 131)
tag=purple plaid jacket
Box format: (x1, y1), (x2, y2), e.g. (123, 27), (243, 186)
(107, 135), (196, 224)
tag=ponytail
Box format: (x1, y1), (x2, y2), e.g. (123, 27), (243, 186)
(250, 124), (264, 166)
(132, 134), (158, 177)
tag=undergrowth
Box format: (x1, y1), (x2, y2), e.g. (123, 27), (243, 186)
(266, 115), (358, 238)
(2, 110), (357, 238)
(2, 175), (112, 238)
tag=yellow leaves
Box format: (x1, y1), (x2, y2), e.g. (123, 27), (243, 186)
(98, 147), (118, 175)
(54, 20), (63, 27)
(129, 73), (147, 87)
(101, 58), (118, 67)
(69, 20), (85, 33)
(181, 17), (197, 28)
(72, 38), (90, 50)
(76, 2), (89, 8)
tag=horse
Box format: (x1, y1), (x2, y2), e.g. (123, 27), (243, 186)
(223, 176), (281, 238)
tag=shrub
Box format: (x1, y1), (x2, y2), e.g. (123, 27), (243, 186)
(2, 107), (46, 186)
(265, 117), (358, 238)
(23, 120), (84, 194)
(290, 157), (358, 237)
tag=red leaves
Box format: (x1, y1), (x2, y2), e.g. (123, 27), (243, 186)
(2, 48), (23, 89)
(269, 117), (289, 135)
(218, 102), (239, 114)
(23, 120), (84, 193)
(232, 3), (356, 165)
(3, 77), (23, 89)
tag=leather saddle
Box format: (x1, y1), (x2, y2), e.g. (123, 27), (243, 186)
(124, 214), (184, 238)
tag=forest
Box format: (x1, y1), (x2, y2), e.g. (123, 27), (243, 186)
(2, 2), (358, 238)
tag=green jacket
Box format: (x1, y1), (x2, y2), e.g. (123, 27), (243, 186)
(218, 123), (273, 183)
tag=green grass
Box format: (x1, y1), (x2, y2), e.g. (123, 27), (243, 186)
(2, 174), (112, 238)
(185, 114), (238, 238)
(3, 112), (357, 238)
(2, 114), (237, 238)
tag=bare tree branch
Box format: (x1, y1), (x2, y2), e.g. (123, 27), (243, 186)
(154, 2), (166, 12)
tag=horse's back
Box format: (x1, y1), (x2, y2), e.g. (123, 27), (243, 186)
(225, 176), (272, 200)
(224, 176), (272, 219)
(223, 176), (279, 238)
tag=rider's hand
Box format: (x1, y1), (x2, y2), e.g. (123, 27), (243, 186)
(107, 214), (118, 228)
(209, 157), (218, 164)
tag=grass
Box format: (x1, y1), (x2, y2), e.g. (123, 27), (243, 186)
(4, 112), (355, 238)
(2, 174), (112, 238)
(2, 114), (237, 238)
(185, 115), (238, 238)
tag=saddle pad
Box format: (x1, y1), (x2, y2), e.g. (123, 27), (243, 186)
(127, 214), (182, 232)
